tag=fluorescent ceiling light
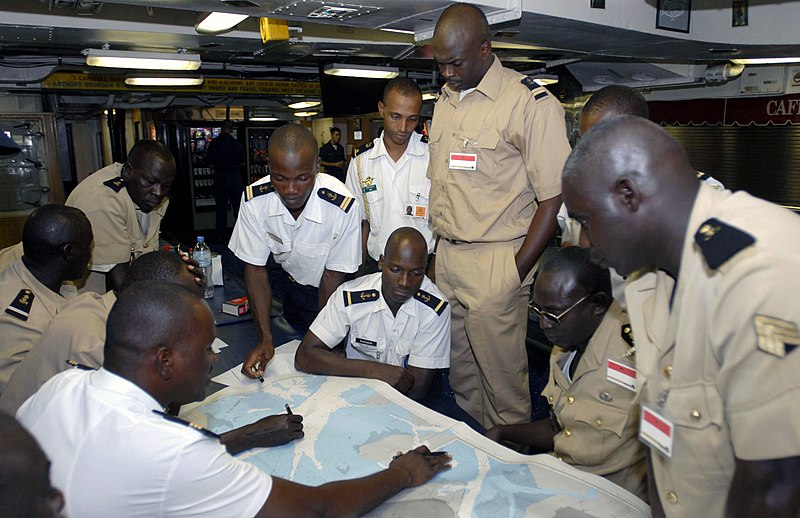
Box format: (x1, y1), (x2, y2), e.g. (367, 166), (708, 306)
(250, 116), (279, 122)
(287, 100), (321, 110)
(323, 63), (399, 79)
(83, 49), (201, 71)
(731, 57), (800, 65)
(422, 92), (438, 101)
(294, 111), (318, 117)
(380, 28), (414, 35)
(492, 41), (548, 51)
(196, 12), (248, 34)
(125, 75), (203, 86)
(531, 74), (559, 86)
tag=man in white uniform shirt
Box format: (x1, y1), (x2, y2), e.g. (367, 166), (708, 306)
(295, 227), (450, 401)
(345, 78), (435, 274)
(17, 281), (450, 517)
(230, 123), (361, 378)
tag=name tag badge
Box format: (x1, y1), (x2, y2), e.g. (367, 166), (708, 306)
(361, 176), (377, 193)
(640, 405), (674, 458)
(267, 232), (284, 245)
(607, 359), (637, 392)
(449, 152), (477, 171)
(354, 337), (377, 347)
(405, 205), (427, 219)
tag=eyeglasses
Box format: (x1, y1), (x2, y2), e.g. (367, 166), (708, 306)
(529, 294), (591, 326)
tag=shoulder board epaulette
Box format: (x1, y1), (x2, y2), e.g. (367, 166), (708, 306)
(521, 76), (538, 91)
(245, 182), (274, 202)
(534, 90), (549, 101)
(696, 171), (711, 181)
(66, 360), (95, 371)
(152, 410), (220, 440)
(317, 188), (354, 213)
(103, 176), (126, 192)
(694, 218), (755, 270)
(343, 289), (379, 307)
(5, 288), (34, 321)
(354, 140), (374, 157)
(414, 289), (448, 316)
(621, 323), (635, 348)
(420, 135), (429, 144)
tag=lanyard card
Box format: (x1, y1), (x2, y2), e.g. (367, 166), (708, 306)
(449, 152), (477, 170)
(640, 405), (674, 458)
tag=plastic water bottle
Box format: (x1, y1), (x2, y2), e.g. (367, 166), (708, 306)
(194, 236), (214, 299)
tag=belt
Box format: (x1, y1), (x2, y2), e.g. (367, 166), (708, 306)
(443, 238), (472, 245)
(287, 275), (314, 288)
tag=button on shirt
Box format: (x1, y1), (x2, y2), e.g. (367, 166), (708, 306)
(17, 368), (271, 518)
(309, 273), (450, 369)
(345, 133), (435, 260)
(427, 56), (569, 243)
(229, 173), (361, 286)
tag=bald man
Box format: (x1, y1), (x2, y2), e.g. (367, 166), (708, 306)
(562, 115), (800, 517)
(67, 139), (176, 293)
(18, 281), (449, 517)
(0, 411), (63, 517)
(1, 250), (201, 414)
(427, 3), (571, 428)
(231, 123), (361, 380)
(0, 204), (92, 391)
(295, 227), (450, 401)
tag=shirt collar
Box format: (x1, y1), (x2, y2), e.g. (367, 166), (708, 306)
(266, 177), (323, 224)
(441, 55), (503, 103)
(374, 132), (427, 160)
(93, 367), (163, 411)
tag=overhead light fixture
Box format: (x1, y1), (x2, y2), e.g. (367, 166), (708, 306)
(422, 92), (438, 101)
(196, 12), (249, 35)
(531, 74), (559, 86)
(83, 48), (201, 71)
(294, 111), (318, 117)
(323, 63), (399, 79)
(250, 116), (280, 122)
(125, 75), (203, 86)
(492, 41), (548, 51)
(287, 100), (321, 110)
(380, 28), (414, 35)
(731, 57), (800, 65)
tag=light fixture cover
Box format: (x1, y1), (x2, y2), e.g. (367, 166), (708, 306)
(83, 48), (201, 71)
(196, 12), (248, 34)
(287, 100), (321, 110)
(294, 111), (318, 117)
(731, 57), (800, 65)
(323, 63), (399, 79)
(125, 75), (203, 86)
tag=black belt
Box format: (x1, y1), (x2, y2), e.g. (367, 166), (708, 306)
(443, 238), (472, 245)
(287, 275), (314, 289)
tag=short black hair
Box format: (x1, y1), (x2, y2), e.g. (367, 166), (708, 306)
(120, 250), (187, 292)
(539, 246), (611, 297)
(583, 85), (649, 119)
(330, 127), (341, 134)
(269, 123), (318, 156)
(383, 77), (422, 103)
(127, 139), (175, 171)
(22, 204), (91, 263)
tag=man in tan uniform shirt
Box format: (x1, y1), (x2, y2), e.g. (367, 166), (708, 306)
(428, 3), (571, 427)
(0, 205), (92, 390)
(486, 247), (647, 500)
(67, 140), (176, 293)
(0, 250), (201, 413)
(563, 116), (800, 516)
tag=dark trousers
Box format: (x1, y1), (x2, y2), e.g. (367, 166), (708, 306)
(283, 277), (319, 333)
(214, 171), (244, 232)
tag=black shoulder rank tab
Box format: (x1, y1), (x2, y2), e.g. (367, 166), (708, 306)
(66, 360), (95, 371)
(621, 323), (635, 348)
(696, 171), (711, 181)
(103, 176), (126, 192)
(5, 288), (34, 321)
(414, 289), (448, 316)
(521, 76), (538, 91)
(317, 188), (354, 213)
(420, 135), (429, 144)
(694, 218), (755, 270)
(343, 289), (380, 307)
(754, 315), (800, 358)
(354, 140), (374, 157)
(152, 410), (220, 440)
(534, 90), (549, 101)
(245, 182), (274, 202)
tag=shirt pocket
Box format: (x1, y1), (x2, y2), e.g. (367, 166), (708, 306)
(292, 241), (330, 282)
(569, 399), (631, 466)
(363, 187), (384, 229)
(350, 335), (385, 362)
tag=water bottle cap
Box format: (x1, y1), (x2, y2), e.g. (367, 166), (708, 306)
(197, 236), (205, 242)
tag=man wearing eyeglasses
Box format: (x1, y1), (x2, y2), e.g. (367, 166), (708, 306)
(485, 246), (647, 501)
(67, 140), (176, 293)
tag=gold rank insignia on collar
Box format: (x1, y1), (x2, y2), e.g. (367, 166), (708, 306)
(66, 360), (95, 371)
(103, 176), (127, 192)
(754, 315), (800, 358)
(413, 289), (448, 316)
(245, 182), (274, 202)
(693, 217), (755, 270)
(343, 289), (380, 307)
(5, 288), (34, 321)
(317, 188), (354, 213)
(153, 410), (221, 440)
(621, 323), (635, 348)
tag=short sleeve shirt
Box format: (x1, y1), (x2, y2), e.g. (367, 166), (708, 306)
(309, 273), (450, 369)
(345, 133), (435, 260)
(229, 173), (361, 286)
(17, 368), (271, 518)
(427, 56), (571, 242)
(66, 163), (168, 266)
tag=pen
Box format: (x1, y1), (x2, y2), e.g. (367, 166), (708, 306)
(258, 373), (265, 383)
(392, 450), (448, 460)
(285, 404), (293, 415)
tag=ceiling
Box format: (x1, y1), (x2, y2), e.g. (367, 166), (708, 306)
(1, 0), (799, 114)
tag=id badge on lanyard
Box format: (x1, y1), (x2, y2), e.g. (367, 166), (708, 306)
(449, 136), (478, 171)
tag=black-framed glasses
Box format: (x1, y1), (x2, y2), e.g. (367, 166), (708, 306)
(529, 294), (591, 326)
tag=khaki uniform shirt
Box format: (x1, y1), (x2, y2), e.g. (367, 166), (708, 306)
(0, 259), (68, 390)
(0, 242), (23, 274)
(626, 183), (800, 517)
(542, 302), (647, 500)
(427, 56), (570, 242)
(66, 163), (168, 267)
(0, 290), (115, 413)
